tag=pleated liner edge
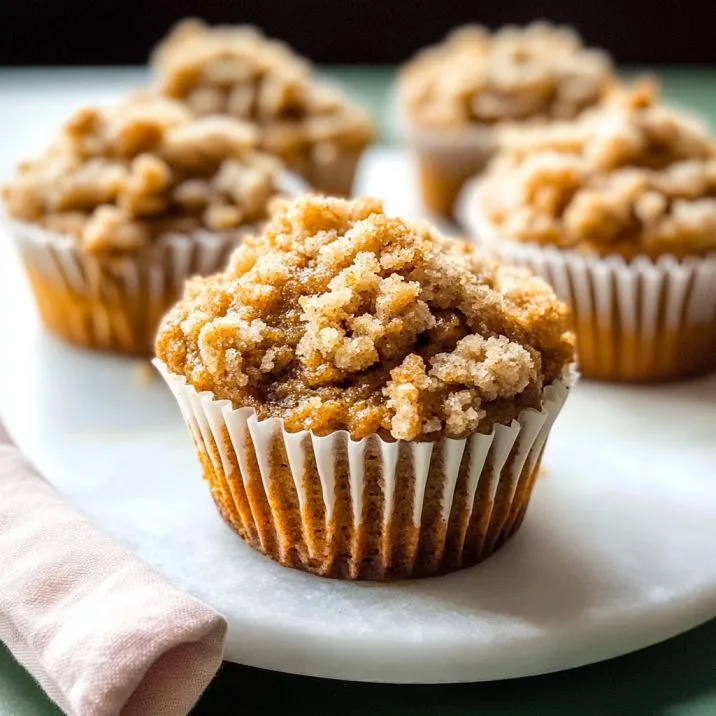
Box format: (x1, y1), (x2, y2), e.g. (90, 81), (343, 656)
(9, 221), (250, 356)
(155, 359), (574, 581)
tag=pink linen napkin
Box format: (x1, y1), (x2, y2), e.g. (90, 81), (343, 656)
(0, 422), (227, 716)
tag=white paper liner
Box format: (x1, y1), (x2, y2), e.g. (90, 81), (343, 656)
(400, 118), (496, 159)
(289, 147), (366, 197)
(10, 221), (249, 355)
(458, 179), (716, 382)
(154, 359), (574, 580)
(394, 94), (496, 216)
(7, 171), (309, 356)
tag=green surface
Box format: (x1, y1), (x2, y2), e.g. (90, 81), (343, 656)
(3, 620), (716, 715)
(196, 620), (716, 715)
(0, 646), (61, 716)
(2, 65), (716, 715)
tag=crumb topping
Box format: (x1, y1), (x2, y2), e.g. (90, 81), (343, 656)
(156, 195), (573, 440)
(151, 19), (374, 163)
(399, 22), (614, 129)
(479, 82), (716, 258)
(3, 94), (286, 252)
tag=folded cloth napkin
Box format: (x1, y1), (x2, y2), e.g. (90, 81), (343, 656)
(0, 422), (227, 716)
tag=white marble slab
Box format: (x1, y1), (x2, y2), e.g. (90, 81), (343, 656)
(1, 145), (716, 682)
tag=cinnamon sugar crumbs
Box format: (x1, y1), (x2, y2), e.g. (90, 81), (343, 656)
(151, 19), (374, 163)
(156, 195), (573, 440)
(479, 82), (716, 258)
(3, 94), (286, 252)
(399, 22), (614, 129)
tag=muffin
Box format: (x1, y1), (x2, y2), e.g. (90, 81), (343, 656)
(155, 194), (575, 580)
(3, 93), (302, 356)
(460, 82), (716, 382)
(397, 22), (615, 218)
(151, 19), (375, 197)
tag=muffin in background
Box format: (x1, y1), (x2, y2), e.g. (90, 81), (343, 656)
(460, 81), (716, 382)
(151, 19), (375, 197)
(155, 194), (575, 580)
(397, 22), (615, 218)
(3, 93), (301, 356)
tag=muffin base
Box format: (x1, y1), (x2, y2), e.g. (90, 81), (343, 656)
(406, 124), (496, 218)
(577, 318), (716, 383)
(22, 263), (161, 356)
(206, 432), (542, 580)
(11, 222), (248, 356)
(418, 153), (492, 219)
(156, 361), (573, 581)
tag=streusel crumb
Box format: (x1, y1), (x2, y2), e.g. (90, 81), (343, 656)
(156, 195), (573, 440)
(399, 22), (614, 129)
(3, 94), (286, 252)
(479, 82), (716, 258)
(151, 19), (374, 160)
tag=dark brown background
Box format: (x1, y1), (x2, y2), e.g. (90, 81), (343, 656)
(0, 0), (713, 65)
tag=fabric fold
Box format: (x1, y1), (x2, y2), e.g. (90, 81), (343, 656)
(0, 425), (227, 716)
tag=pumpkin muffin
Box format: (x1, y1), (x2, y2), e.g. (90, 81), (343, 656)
(155, 194), (575, 580)
(397, 22), (615, 218)
(151, 19), (375, 197)
(3, 93), (301, 356)
(461, 82), (716, 382)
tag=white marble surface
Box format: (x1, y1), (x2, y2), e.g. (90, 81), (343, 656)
(1, 109), (716, 681)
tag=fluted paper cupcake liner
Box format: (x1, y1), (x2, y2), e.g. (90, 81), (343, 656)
(11, 221), (248, 356)
(288, 147), (366, 197)
(459, 181), (716, 382)
(155, 359), (574, 581)
(401, 121), (496, 219)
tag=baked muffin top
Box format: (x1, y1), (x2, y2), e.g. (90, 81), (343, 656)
(477, 82), (716, 259)
(151, 19), (374, 158)
(399, 22), (614, 130)
(156, 195), (573, 441)
(3, 94), (287, 253)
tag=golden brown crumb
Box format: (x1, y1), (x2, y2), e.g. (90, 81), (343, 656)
(151, 19), (374, 162)
(2, 94), (286, 252)
(156, 195), (573, 440)
(479, 82), (716, 258)
(399, 22), (614, 129)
